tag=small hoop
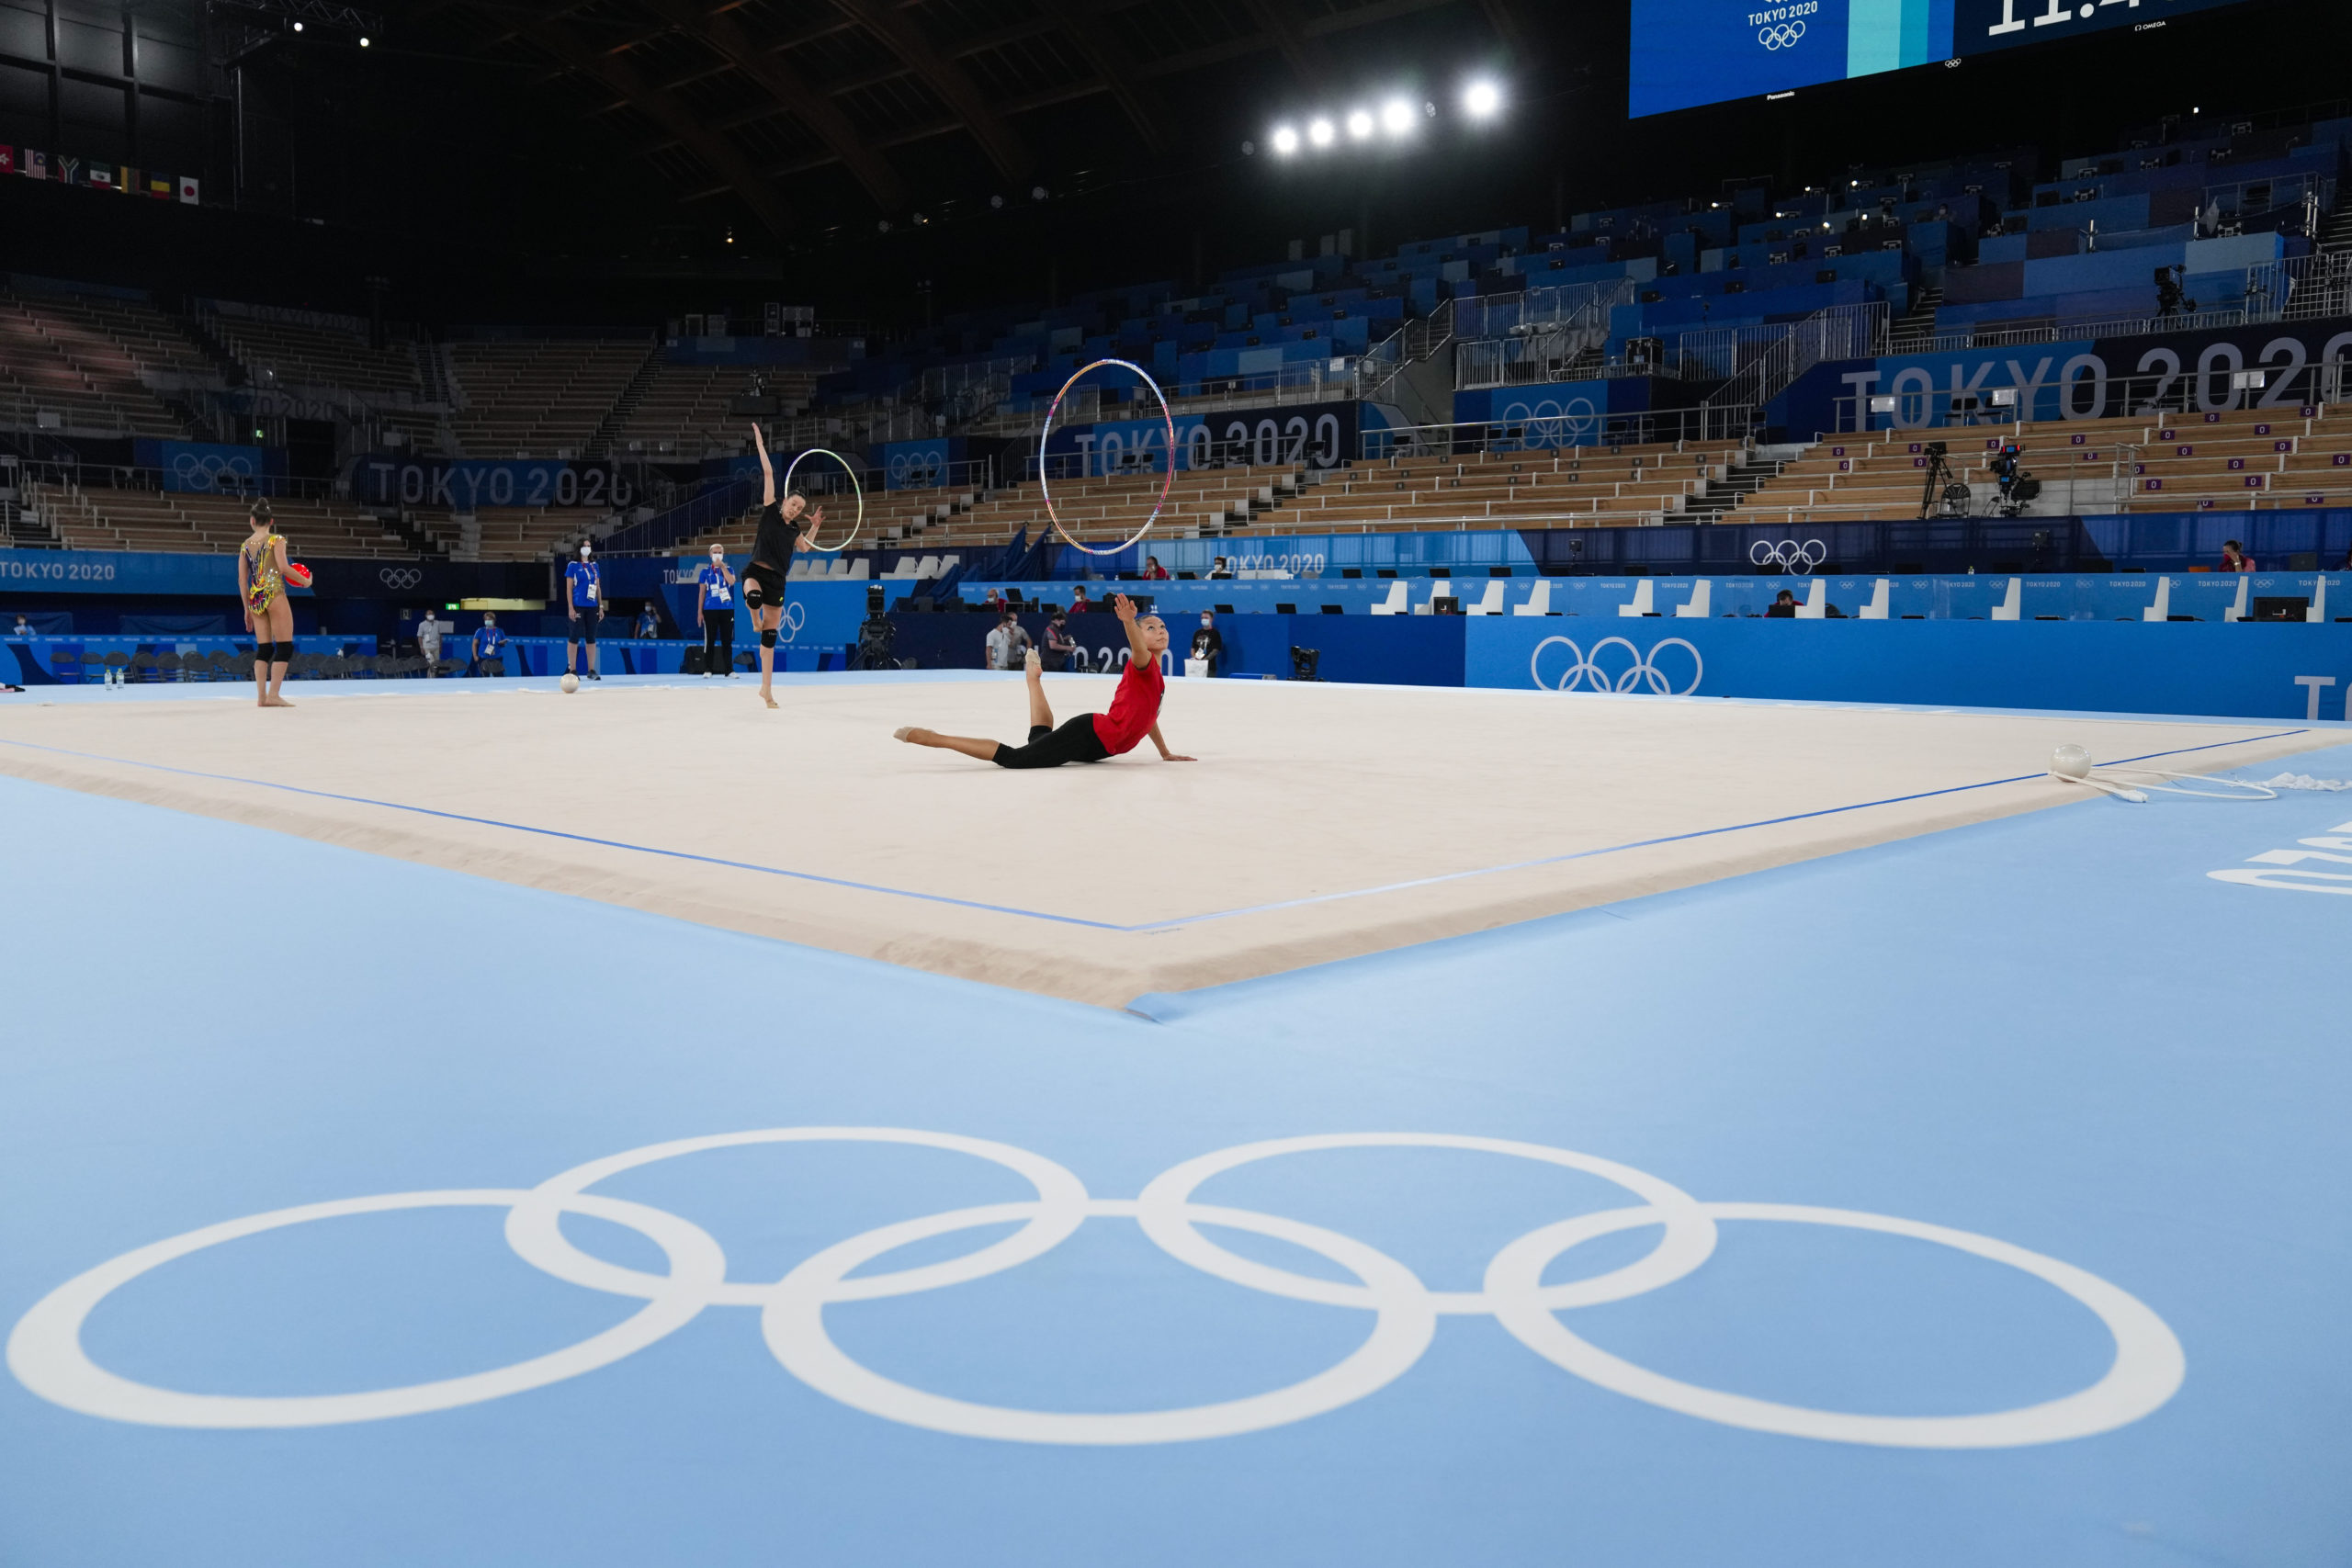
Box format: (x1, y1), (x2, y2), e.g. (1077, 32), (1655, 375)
(781, 448), (865, 553)
(1037, 358), (1177, 558)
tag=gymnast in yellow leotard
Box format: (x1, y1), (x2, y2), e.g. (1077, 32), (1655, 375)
(236, 499), (296, 708)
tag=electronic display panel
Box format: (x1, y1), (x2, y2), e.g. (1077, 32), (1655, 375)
(1632, 0), (2258, 118)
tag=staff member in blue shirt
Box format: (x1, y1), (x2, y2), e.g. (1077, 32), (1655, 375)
(565, 541), (603, 682)
(695, 542), (737, 678)
(470, 611), (508, 676)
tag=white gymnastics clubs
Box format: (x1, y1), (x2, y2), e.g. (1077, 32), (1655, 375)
(6, 1126), (2185, 1448)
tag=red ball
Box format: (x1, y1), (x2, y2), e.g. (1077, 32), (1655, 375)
(284, 562), (313, 588)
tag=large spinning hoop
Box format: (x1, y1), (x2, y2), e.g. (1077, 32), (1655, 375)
(781, 448), (865, 554)
(1037, 358), (1177, 558)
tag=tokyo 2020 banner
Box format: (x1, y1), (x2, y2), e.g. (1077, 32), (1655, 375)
(1040, 400), (1359, 479)
(353, 458), (634, 511)
(1633, 0), (2258, 118)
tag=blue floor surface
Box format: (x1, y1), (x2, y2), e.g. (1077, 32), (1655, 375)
(2, 741), (2348, 1566)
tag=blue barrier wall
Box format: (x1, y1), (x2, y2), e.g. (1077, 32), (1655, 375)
(656, 568), (874, 649)
(5, 635), (369, 684)
(1461, 617), (2352, 722)
(944, 571), (2350, 623)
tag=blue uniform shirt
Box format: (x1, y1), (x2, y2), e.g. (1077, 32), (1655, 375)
(698, 563), (734, 609)
(566, 560), (602, 610)
(472, 625), (507, 660)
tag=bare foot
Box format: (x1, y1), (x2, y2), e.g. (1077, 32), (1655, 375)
(762, 691), (778, 709)
(265, 696), (296, 707)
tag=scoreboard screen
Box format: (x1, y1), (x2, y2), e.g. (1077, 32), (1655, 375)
(1631, 0), (2257, 118)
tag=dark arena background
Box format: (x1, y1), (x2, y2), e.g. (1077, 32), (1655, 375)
(4, 0), (2351, 1562)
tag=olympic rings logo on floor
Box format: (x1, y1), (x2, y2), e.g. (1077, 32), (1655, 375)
(379, 567), (424, 591)
(1758, 20), (1806, 47)
(1530, 636), (1704, 696)
(4, 1127), (2183, 1448)
(1749, 539), (1827, 574)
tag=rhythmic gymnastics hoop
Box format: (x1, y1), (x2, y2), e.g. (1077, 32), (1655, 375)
(781, 447), (865, 554)
(1037, 357), (1177, 558)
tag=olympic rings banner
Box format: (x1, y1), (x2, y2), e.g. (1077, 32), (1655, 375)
(1452, 379), (1654, 450)
(353, 457), (635, 512)
(1464, 614), (2352, 721)
(132, 439), (288, 497)
(1039, 399), (1359, 479)
(876, 436), (960, 491)
(3, 1124), (2183, 1447)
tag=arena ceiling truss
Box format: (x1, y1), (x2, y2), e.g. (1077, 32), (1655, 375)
(408, 0), (1526, 234)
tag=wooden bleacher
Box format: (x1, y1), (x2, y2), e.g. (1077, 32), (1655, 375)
(0, 287), (207, 437)
(1736, 404), (2352, 521)
(612, 363), (825, 457)
(209, 313), (422, 399)
(447, 341), (653, 457)
(49, 486), (417, 557)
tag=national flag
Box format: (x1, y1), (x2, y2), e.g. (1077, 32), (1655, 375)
(0, 148), (14, 176)
(26, 150), (48, 179)
(58, 156), (79, 184)
(117, 165), (136, 193)
(178, 175), (199, 204)
(147, 175), (172, 199)
(86, 164), (113, 189)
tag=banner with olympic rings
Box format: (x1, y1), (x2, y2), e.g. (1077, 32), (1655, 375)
(1452, 379), (1653, 450)
(131, 439), (288, 497)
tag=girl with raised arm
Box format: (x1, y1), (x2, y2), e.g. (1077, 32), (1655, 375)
(895, 594), (1195, 768)
(744, 423), (821, 709)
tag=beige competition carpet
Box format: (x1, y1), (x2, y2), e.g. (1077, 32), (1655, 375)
(0, 674), (2332, 1006)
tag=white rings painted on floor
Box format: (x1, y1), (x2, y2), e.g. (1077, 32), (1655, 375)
(6, 1128), (2186, 1448)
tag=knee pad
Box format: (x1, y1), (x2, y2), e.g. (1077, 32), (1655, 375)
(278, 641), (297, 665)
(760, 628), (778, 649)
(742, 582), (767, 613)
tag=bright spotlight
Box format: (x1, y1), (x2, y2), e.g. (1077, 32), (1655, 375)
(1381, 97), (1414, 136)
(290, 18), (302, 29)
(357, 33), (369, 44)
(1345, 108), (1374, 141)
(1463, 79), (1501, 118)
(1307, 117), (1335, 148)
(1271, 124), (1300, 156)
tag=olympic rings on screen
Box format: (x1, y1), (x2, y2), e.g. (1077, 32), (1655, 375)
(1758, 20), (1806, 48)
(6, 1126), (2186, 1449)
(1037, 358), (1177, 558)
(1529, 635), (1704, 696)
(1750, 538), (1828, 574)
(781, 448), (864, 553)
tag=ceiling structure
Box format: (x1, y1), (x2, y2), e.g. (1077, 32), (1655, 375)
(405, 0), (1539, 236)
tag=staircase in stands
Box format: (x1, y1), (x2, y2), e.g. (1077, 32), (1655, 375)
(586, 344), (666, 459)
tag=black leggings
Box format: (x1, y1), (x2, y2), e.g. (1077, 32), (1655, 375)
(992, 715), (1110, 769)
(704, 608), (735, 671)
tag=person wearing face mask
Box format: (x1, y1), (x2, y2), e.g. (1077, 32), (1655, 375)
(470, 611), (507, 676)
(695, 543), (737, 677)
(565, 540), (603, 682)
(1188, 609), (1224, 678)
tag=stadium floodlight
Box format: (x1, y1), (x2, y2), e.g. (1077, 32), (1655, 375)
(1381, 98), (1414, 136)
(290, 18), (302, 28)
(1463, 79), (1501, 118)
(1346, 109), (1374, 141)
(357, 33), (368, 43)
(1307, 117), (1335, 148)
(1271, 124), (1300, 156)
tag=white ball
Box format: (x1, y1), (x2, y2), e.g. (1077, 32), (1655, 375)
(560, 673), (580, 694)
(2051, 743), (2092, 779)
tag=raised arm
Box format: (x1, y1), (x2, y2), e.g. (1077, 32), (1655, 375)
(752, 423), (775, 507)
(796, 505), (822, 552)
(1113, 593), (1151, 663)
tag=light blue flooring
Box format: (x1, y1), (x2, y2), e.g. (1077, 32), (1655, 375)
(2, 734), (2348, 1567)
